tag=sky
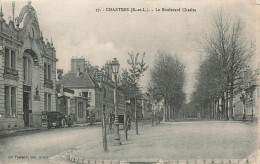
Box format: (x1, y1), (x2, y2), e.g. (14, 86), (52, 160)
(1, 0), (257, 102)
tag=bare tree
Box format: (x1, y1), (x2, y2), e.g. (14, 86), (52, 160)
(196, 11), (255, 119)
(119, 52), (148, 135)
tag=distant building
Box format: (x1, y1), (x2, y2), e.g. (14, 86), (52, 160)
(56, 85), (89, 124)
(233, 65), (259, 120)
(58, 58), (125, 122)
(0, 2), (58, 130)
(141, 95), (152, 119)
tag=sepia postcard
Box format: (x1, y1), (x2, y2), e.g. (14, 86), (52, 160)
(0, 0), (259, 164)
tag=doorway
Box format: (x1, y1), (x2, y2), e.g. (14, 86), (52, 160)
(23, 92), (30, 127)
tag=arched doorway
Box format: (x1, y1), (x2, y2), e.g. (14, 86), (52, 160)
(23, 49), (39, 127)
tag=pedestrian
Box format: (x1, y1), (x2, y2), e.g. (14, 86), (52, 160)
(90, 111), (93, 126)
(243, 114), (246, 121)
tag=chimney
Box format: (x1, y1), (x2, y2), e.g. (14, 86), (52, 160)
(12, 1), (15, 22)
(71, 58), (85, 73)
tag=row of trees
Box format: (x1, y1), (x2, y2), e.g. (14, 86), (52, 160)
(192, 11), (255, 120)
(149, 50), (186, 121)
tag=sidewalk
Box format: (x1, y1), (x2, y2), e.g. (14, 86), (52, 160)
(69, 121), (258, 164)
(0, 122), (102, 138)
(0, 127), (44, 138)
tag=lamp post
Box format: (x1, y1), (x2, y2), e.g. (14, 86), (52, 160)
(111, 58), (121, 145)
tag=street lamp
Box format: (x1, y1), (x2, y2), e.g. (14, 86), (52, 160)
(110, 58), (121, 145)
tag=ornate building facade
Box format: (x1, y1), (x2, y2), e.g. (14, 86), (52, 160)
(0, 2), (57, 130)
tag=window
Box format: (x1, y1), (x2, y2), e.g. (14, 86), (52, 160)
(82, 92), (88, 98)
(4, 86), (16, 117)
(23, 56), (32, 83)
(48, 65), (51, 79)
(44, 93), (51, 111)
(82, 92), (91, 101)
(5, 48), (16, 69)
(31, 28), (34, 38)
(44, 63), (53, 88)
(44, 63), (47, 79)
(103, 88), (106, 98)
(78, 102), (83, 118)
(88, 92), (92, 101)
(4, 48), (18, 78)
(44, 63), (52, 80)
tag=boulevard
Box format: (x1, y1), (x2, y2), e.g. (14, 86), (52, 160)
(0, 120), (258, 163)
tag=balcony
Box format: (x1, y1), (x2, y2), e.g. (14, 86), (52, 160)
(4, 67), (18, 80)
(44, 78), (53, 89)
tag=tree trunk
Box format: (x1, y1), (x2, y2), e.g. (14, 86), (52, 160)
(169, 104), (172, 120)
(167, 103), (171, 121)
(229, 79), (234, 120)
(152, 105), (154, 126)
(222, 94), (225, 120)
(213, 98), (216, 119)
(163, 99), (166, 122)
(135, 97), (138, 135)
(225, 91), (229, 120)
(217, 98), (220, 120)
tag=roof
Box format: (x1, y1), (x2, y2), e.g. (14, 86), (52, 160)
(58, 71), (96, 88)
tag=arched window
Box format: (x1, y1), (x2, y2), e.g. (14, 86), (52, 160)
(31, 28), (35, 39)
(103, 88), (106, 98)
(23, 56), (32, 83)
